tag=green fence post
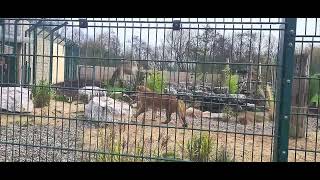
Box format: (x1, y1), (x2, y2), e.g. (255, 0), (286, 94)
(49, 33), (53, 84)
(273, 18), (297, 162)
(11, 20), (19, 84)
(32, 29), (37, 84)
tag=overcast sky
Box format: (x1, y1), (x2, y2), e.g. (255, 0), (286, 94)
(5, 18), (320, 50)
(61, 18), (320, 49)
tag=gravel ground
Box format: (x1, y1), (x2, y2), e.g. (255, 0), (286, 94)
(189, 115), (319, 136)
(0, 120), (102, 162)
(0, 110), (319, 162)
(147, 111), (319, 136)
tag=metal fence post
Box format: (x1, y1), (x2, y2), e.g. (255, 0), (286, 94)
(273, 18), (297, 162)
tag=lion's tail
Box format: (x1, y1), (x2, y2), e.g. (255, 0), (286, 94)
(177, 100), (188, 128)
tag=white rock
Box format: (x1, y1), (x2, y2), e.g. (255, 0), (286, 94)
(78, 86), (107, 101)
(85, 96), (134, 122)
(246, 103), (255, 108)
(202, 111), (226, 119)
(229, 94), (246, 99)
(186, 107), (202, 118)
(0, 87), (33, 112)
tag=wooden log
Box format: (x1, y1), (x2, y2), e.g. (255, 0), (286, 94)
(289, 54), (310, 138)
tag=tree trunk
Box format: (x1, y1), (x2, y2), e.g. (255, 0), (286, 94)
(289, 54), (310, 138)
(289, 107), (307, 138)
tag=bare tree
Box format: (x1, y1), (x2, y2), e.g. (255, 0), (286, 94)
(70, 30), (121, 67)
(126, 35), (154, 69)
(163, 30), (196, 71)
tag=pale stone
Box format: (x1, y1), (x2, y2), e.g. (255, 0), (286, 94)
(0, 87), (33, 112)
(85, 96), (134, 122)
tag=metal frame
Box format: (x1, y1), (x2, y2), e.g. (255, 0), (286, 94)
(48, 22), (68, 84)
(273, 18), (297, 162)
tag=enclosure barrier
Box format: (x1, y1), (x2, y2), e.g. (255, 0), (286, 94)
(0, 18), (319, 162)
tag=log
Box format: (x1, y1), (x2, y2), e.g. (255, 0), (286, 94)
(289, 54), (310, 138)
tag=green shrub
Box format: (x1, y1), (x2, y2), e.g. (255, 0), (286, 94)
(96, 143), (122, 162)
(107, 86), (127, 92)
(161, 151), (176, 160)
(96, 130), (126, 162)
(32, 80), (53, 108)
(227, 75), (239, 94)
(146, 71), (167, 93)
(222, 105), (237, 119)
(186, 134), (235, 162)
(309, 74), (320, 103)
(311, 94), (320, 106)
(223, 65), (239, 94)
(222, 65), (239, 94)
(53, 94), (69, 102)
(214, 148), (234, 162)
(108, 141), (122, 162)
(103, 80), (127, 93)
(186, 134), (214, 162)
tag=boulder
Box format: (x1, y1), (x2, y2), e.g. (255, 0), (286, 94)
(78, 86), (107, 103)
(229, 94), (246, 100)
(0, 87), (33, 112)
(85, 96), (134, 122)
(237, 111), (272, 125)
(186, 107), (202, 118)
(202, 111), (226, 119)
(109, 92), (134, 104)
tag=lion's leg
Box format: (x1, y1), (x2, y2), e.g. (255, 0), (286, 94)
(180, 116), (188, 128)
(151, 106), (157, 121)
(133, 106), (145, 120)
(162, 108), (172, 124)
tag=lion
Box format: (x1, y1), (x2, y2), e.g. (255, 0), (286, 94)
(133, 85), (188, 128)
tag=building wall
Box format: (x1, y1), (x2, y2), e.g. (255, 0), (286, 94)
(1, 20), (66, 85)
(1, 20), (31, 84)
(31, 29), (65, 84)
(52, 42), (65, 84)
(78, 65), (221, 85)
(34, 32), (51, 82)
(0, 19), (31, 43)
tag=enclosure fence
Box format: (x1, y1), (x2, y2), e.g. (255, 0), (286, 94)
(0, 18), (319, 162)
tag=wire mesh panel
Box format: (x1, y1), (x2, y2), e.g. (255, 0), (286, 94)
(0, 18), (296, 162)
(287, 18), (320, 162)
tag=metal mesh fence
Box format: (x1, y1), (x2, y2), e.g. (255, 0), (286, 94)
(0, 18), (318, 162)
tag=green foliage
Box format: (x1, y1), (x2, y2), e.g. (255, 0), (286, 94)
(53, 94), (69, 102)
(107, 86), (127, 92)
(227, 75), (239, 94)
(222, 65), (239, 94)
(186, 133), (234, 162)
(108, 141), (123, 162)
(159, 151), (178, 162)
(309, 74), (320, 103)
(162, 151), (176, 159)
(146, 71), (167, 93)
(103, 80), (127, 92)
(311, 94), (320, 106)
(222, 105), (237, 119)
(96, 130), (126, 162)
(215, 148), (234, 162)
(32, 80), (53, 108)
(96, 143), (122, 162)
(134, 144), (144, 162)
(186, 134), (214, 162)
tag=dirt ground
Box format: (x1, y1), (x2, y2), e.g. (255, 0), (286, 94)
(0, 100), (319, 162)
